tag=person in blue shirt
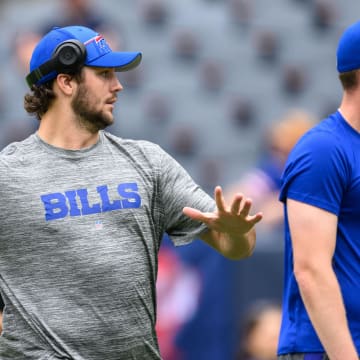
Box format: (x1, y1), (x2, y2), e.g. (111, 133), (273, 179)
(277, 20), (360, 360)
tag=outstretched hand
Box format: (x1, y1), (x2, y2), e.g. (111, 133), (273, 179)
(183, 185), (263, 237)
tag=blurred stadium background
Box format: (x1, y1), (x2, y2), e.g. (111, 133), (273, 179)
(0, 0), (359, 359)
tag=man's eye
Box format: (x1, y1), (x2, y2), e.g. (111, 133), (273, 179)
(100, 71), (110, 78)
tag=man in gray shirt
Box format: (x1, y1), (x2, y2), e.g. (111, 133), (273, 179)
(0, 25), (263, 360)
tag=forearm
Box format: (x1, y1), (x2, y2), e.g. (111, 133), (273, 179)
(201, 226), (256, 260)
(296, 269), (358, 360)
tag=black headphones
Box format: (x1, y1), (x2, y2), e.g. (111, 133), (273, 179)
(26, 39), (86, 88)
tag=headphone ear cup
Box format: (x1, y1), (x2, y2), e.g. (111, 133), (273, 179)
(53, 40), (86, 72)
(25, 39), (87, 88)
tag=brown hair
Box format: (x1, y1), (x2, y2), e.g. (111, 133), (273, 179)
(24, 82), (56, 121)
(23, 70), (84, 121)
(338, 69), (359, 90)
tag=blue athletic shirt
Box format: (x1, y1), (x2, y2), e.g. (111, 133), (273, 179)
(278, 110), (360, 354)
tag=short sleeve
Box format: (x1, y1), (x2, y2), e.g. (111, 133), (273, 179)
(279, 129), (350, 215)
(156, 146), (216, 245)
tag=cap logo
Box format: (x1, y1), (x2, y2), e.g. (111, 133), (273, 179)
(84, 35), (106, 48)
(84, 34), (111, 61)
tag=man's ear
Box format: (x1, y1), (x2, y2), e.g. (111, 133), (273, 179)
(55, 73), (76, 96)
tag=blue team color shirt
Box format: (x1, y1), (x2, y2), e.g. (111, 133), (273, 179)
(278, 111), (360, 354)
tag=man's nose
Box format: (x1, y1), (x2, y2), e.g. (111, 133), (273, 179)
(112, 76), (123, 92)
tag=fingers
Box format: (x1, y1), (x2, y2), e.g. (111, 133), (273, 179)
(216, 186), (254, 216)
(248, 212), (263, 225)
(183, 206), (202, 219)
(214, 186), (226, 212)
(216, 186), (245, 213)
(183, 207), (209, 222)
(186, 186), (261, 226)
(229, 193), (262, 226)
(230, 193), (253, 216)
(239, 198), (252, 216)
(230, 193), (243, 214)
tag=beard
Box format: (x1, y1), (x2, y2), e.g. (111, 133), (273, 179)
(71, 83), (114, 134)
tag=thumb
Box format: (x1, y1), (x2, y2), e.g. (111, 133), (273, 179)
(183, 207), (205, 221)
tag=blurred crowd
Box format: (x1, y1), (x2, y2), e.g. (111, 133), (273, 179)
(0, 0), (359, 359)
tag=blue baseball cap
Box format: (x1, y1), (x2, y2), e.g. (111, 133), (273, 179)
(27, 25), (142, 86)
(337, 20), (360, 73)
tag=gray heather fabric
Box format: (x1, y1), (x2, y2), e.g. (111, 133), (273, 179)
(0, 131), (215, 360)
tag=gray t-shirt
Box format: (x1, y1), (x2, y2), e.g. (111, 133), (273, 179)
(0, 131), (215, 360)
